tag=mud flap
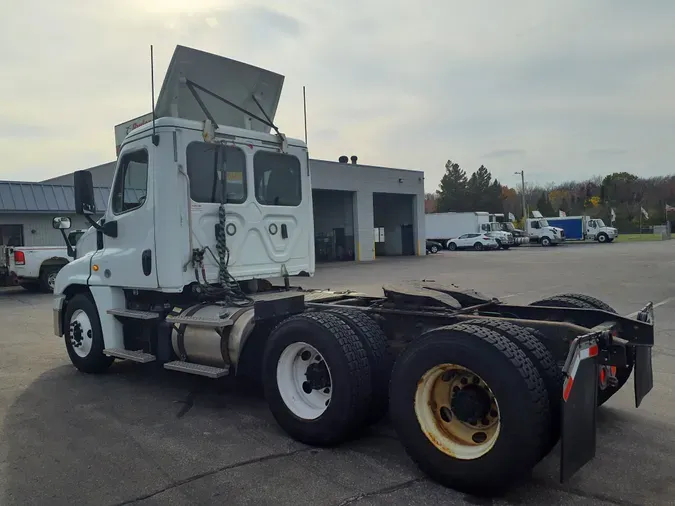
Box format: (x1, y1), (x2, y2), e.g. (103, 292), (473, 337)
(560, 337), (599, 483)
(634, 345), (653, 408)
(634, 306), (655, 408)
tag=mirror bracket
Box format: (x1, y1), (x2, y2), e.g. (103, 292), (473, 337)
(84, 215), (117, 238)
(58, 229), (76, 258)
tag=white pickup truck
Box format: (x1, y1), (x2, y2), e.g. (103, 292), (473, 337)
(7, 228), (84, 293)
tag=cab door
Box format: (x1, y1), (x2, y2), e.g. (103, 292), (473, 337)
(89, 141), (158, 289)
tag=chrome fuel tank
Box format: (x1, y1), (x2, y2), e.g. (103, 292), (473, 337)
(169, 303), (256, 368)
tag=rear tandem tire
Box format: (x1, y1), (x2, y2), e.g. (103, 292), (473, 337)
(262, 311), (373, 447)
(322, 307), (392, 426)
(462, 319), (562, 456)
(529, 294), (631, 406)
(389, 323), (550, 496)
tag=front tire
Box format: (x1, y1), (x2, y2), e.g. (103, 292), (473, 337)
(430, 245), (439, 254)
(389, 324), (549, 495)
(448, 242), (457, 251)
(64, 293), (114, 374)
(597, 233), (608, 243)
(262, 312), (372, 446)
(540, 236), (552, 247)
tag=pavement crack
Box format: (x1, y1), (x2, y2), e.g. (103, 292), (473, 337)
(110, 447), (313, 506)
(337, 477), (426, 505)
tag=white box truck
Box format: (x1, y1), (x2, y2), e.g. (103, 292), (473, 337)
(426, 211), (514, 249)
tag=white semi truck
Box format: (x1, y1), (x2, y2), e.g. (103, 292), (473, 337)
(426, 211), (515, 249)
(525, 211), (567, 246)
(50, 45), (655, 496)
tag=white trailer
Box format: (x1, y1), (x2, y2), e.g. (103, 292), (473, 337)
(426, 212), (514, 249)
(50, 45), (655, 497)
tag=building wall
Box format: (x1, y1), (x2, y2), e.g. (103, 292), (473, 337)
(310, 160), (425, 261)
(0, 214), (99, 247)
(42, 162), (116, 187)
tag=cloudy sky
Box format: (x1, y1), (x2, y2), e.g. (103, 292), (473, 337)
(1, 0), (674, 192)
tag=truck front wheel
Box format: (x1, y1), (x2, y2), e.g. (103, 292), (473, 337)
(389, 324), (549, 495)
(262, 312), (372, 446)
(64, 293), (114, 374)
(597, 233), (608, 243)
(540, 236), (552, 247)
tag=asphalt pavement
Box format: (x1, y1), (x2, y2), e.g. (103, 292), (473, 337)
(1, 240), (674, 505)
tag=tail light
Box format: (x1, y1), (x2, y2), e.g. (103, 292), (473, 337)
(483, 236), (490, 240)
(14, 250), (25, 265)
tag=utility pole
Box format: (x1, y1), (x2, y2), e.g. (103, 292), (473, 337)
(514, 170), (527, 219)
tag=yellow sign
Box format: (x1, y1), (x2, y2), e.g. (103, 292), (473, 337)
(226, 171), (243, 183)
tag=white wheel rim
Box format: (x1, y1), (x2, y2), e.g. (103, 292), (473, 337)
(415, 364), (501, 460)
(277, 342), (332, 420)
(69, 309), (94, 358)
(48, 272), (57, 290)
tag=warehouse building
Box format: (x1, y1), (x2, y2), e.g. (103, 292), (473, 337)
(1, 156), (425, 262)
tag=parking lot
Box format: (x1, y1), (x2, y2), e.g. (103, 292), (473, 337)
(2, 240), (675, 506)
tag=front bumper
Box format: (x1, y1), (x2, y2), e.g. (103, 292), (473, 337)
(53, 294), (65, 336)
(559, 301), (654, 482)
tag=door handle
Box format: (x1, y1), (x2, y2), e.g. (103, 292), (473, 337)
(281, 224), (288, 239)
(142, 249), (152, 276)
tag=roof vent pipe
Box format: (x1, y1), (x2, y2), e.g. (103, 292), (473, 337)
(338, 155), (349, 163)
(350, 155), (358, 164)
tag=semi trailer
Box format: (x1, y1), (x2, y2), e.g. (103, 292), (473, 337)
(51, 45), (655, 497)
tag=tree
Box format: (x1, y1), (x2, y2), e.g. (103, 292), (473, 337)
(436, 160), (469, 212)
(536, 192), (555, 217)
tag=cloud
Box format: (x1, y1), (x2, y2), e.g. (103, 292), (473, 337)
(1, 0), (674, 191)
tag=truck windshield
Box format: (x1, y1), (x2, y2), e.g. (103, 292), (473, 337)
(504, 223), (515, 231)
(186, 142), (247, 204)
(595, 219), (606, 227)
(488, 223), (501, 231)
(540, 219), (549, 227)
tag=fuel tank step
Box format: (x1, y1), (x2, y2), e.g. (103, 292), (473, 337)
(107, 308), (160, 320)
(163, 361), (230, 378)
(165, 314), (234, 328)
(103, 348), (157, 363)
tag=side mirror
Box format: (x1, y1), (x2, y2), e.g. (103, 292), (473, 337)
(74, 170), (96, 215)
(52, 217), (72, 230)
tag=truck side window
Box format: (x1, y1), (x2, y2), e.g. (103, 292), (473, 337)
(531, 221), (540, 229)
(253, 151), (301, 207)
(111, 149), (148, 215)
(186, 142), (246, 204)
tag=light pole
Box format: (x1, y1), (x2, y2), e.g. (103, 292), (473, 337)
(514, 170), (527, 219)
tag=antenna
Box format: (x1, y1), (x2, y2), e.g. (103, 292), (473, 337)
(303, 85), (308, 144)
(150, 45), (159, 146)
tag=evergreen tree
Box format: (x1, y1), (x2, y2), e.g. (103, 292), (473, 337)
(536, 192), (555, 216)
(436, 160), (469, 212)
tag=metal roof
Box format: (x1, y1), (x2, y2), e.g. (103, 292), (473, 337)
(0, 181), (120, 214)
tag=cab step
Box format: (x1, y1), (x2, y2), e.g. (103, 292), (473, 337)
(104, 348), (157, 363)
(107, 308), (160, 320)
(163, 361), (230, 378)
(165, 314), (234, 328)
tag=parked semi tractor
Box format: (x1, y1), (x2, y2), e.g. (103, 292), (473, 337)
(426, 211), (514, 249)
(50, 45), (655, 497)
(525, 212), (566, 246)
(546, 216), (618, 243)
(488, 213), (530, 246)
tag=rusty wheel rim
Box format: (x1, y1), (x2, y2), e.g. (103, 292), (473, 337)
(414, 364), (501, 460)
